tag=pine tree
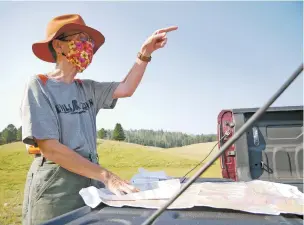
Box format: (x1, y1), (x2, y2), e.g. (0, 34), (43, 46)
(0, 131), (3, 145)
(97, 128), (106, 139)
(113, 123), (125, 141)
(2, 124), (17, 144)
(17, 126), (22, 141)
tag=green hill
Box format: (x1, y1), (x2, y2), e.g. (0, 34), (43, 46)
(147, 141), (219, 161)
(0, 140), (222, 224)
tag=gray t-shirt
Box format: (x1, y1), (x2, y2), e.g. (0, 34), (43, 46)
(21, 75), (120, 163)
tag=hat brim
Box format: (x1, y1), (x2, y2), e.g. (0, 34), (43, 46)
(32, 23), (105, 63)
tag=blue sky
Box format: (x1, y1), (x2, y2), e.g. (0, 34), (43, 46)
(0, 1), (302, 134)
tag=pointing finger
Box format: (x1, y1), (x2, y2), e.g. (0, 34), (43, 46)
(155, 26), (178, 34)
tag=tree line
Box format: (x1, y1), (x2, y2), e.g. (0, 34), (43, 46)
(98, 123), (217, 148)
(0, 124), (22, 145)
(0, 123), (217, 148)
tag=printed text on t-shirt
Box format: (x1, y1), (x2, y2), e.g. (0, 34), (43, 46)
(55, 99), (94, 114)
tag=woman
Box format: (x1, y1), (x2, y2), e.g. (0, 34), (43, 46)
(21, 14), (177, 225)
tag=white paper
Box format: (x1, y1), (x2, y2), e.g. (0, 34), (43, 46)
(98, 179), (181, 201)
(79, 186), (103, 208)
(129, 167), (171, 190)
(79, 179), (181, 208)
(79, 169), (304, 216)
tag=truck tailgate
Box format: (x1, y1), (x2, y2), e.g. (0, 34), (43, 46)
(42, 205), (303, 225)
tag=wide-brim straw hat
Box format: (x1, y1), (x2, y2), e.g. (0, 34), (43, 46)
(32, 14), (105, 63)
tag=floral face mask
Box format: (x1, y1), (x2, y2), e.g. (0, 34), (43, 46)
(63, 40), (94, 73)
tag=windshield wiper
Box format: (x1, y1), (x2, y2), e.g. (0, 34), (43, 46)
(141, 63), (303, 225)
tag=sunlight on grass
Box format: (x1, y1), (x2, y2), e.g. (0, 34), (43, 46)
(0, 141), (222, 225)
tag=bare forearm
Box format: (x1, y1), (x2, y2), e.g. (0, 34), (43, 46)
(113, 48), (151, 98)
(120, 57), (148, 95)
(37, 140), (108, 182)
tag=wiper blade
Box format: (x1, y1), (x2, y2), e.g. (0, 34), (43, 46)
(141, 63), (303, 225)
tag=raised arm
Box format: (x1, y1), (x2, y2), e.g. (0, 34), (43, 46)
(113, 26), (178, 98)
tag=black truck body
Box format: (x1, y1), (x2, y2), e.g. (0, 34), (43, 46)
(42, 105), (304, 225)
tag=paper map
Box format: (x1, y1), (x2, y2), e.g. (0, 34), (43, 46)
(79, 169), (304, 216)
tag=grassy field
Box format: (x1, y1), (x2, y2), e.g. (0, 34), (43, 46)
(148, 141), (219, 161)
(0, 140), (221, 225)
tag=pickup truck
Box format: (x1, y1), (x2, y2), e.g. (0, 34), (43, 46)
(42, 105), (303, 225)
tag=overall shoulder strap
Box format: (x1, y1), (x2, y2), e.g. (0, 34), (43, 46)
(37, 74), (83, 86)
(35, 73), (63, 145)
(74, 78), (83, 84)
(37, 74), (49, 86)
